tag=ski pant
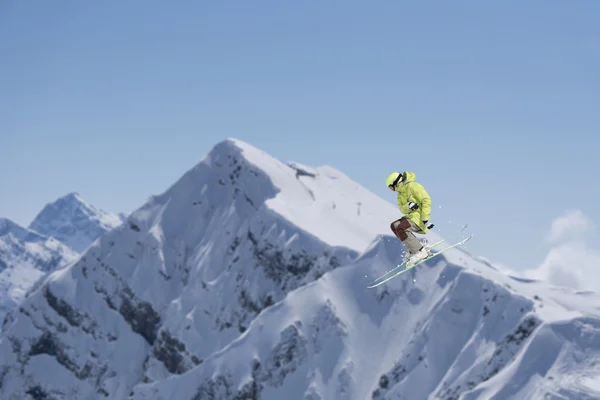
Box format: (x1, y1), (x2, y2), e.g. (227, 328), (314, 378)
(390, 217), (423, 254)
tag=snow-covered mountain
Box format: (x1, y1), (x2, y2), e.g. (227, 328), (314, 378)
(1, 138), (599, 400)
(29, 192), (125, 253)
(0, 193), (122, 328)
(132, 238), (600, 400)
(0, 218), (78, 325)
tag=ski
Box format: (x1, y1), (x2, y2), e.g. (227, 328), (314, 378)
(367, 234), (473, 288)
(367, 224), (468, 286)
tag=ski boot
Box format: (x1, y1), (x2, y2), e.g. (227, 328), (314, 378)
(420, 238), (433, 257)
(402, 239), (432, 268)
(406, 247), (430, 268)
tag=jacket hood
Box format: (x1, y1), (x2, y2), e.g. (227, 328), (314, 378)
(402, 171), (416, 183)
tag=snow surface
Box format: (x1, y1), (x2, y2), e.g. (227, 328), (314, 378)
(0, 218), (78, 325)
(1, 138), (599, 400)
(29, 192), (124, 253)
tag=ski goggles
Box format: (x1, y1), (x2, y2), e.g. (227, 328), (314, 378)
(388, 173), (403, 190)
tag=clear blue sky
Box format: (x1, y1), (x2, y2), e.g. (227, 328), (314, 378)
(1, 0), (598, 271)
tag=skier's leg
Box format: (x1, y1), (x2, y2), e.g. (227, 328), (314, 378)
(390, 218), (422, 254)
(394, 218), (431, 266)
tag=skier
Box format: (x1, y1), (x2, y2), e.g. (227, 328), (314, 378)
(386, 171), (434, 267)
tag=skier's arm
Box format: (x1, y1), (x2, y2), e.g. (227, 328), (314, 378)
(397, 193), (409, 214)
(411, 183), (432, 221)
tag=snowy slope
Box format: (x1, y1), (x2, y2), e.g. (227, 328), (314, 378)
(0, 218), (78, 325)
(1, 138), (599, 400)
(132, 239), (600, 400)
(29, 192), (124, 253)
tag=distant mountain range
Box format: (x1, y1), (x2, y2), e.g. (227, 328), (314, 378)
(0, 193), (123, 325)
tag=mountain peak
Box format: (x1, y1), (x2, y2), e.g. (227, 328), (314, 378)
(203, 137), (278, 169)
(190, 136), (400, 252)
(28, 192), (123, 253)
(61, 191), (83, 201)
(50, 191), (88, 210)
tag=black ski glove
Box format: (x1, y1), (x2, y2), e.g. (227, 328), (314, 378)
(423, 220), (434, 229)
(408, 202), (419, 210)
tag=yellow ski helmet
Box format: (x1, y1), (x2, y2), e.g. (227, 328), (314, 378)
(386, 171), (403, 190)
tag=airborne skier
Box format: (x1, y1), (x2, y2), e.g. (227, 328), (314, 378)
(386, 171), (434, 267)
